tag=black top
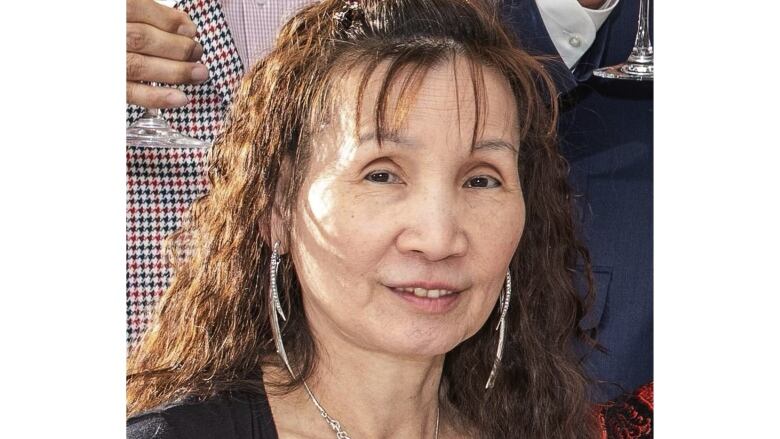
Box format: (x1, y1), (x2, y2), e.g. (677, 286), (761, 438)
(127, 391), (279, 439)
(127, 383), (654, 439)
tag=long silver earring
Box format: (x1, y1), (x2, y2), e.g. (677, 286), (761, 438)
(270, 241), (296, 377)
(269, 242), (348, 435)
(485, 269), (512, 389)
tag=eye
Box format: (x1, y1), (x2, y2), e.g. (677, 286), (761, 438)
(465, 175), (501, 188)
(365, 170), (403, 184)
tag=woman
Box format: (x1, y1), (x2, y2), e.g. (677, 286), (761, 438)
(127, 0), (603, 437)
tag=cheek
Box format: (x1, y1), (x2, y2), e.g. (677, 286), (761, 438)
(298, 176), (368, 258)
(468, 193), (526, 263)
(310, 177), (408, 258)
(291, 179), (390, 299)
(464, 195), (524, 320)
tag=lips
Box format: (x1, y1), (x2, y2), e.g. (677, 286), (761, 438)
(386, 284), (464, 314)
(393, 287), (456, 298)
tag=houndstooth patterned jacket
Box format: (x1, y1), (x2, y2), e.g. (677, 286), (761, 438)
(126, 0), (244, 142)
(126, 0), (243, 345)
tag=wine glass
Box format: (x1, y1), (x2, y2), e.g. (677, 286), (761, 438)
(593, 0), (653, 81)
(126, 0), (210, 148)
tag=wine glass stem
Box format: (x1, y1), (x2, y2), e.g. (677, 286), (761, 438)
(628, 0), (653, 63)
(147, 82), (162, 117)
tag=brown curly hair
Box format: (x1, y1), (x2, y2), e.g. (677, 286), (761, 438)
(127, 1), (598, 437)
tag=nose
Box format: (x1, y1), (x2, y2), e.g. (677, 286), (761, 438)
(395, 190), (469, 261)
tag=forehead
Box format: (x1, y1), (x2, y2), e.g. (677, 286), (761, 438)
(329, 55), (520, 143)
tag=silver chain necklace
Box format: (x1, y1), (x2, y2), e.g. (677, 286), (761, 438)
(301, 380), (440, 439)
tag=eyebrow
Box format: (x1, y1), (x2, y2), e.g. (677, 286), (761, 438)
(358, 131), (413, 147)
(357, 131), (518, 153)
(473, 139), (518, 153)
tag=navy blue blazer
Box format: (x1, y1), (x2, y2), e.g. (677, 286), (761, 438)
(502, 0), (653, 402)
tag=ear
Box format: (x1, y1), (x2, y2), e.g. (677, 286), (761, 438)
(268, 156), (293, 254)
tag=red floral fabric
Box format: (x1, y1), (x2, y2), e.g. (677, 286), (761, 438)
(598, 382), (654, 438)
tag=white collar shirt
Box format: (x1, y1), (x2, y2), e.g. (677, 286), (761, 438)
(535, 0), (620, 69)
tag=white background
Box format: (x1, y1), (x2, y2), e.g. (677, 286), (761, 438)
(0, 0), (777, 437)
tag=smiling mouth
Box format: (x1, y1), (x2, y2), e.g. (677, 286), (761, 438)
(388, 286), (462, 314)
(392, 287), (457, 299)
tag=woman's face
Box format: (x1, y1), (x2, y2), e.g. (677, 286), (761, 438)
(288, 57), (525, 358)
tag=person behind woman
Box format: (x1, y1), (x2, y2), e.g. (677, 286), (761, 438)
(127, 0), (601, 437)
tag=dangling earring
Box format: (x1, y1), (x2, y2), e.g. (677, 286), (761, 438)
(270, 241), (297, 377)
(485, 269), (512, 389)
(269, 243), (359, 438)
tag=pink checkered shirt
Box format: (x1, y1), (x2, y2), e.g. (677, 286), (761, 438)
(221, 0), (313, 70)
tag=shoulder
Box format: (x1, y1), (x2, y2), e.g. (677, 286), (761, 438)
(127, 392), (277, 439)
(127, 411), (178, 439)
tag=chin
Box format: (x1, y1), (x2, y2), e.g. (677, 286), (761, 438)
(373, 325), (470, 358)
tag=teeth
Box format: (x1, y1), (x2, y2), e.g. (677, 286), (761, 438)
(407, 287), (453, 298)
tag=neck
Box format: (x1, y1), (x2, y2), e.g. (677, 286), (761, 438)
(264, 327), (447, 439)
(315, 342), (443, 438)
